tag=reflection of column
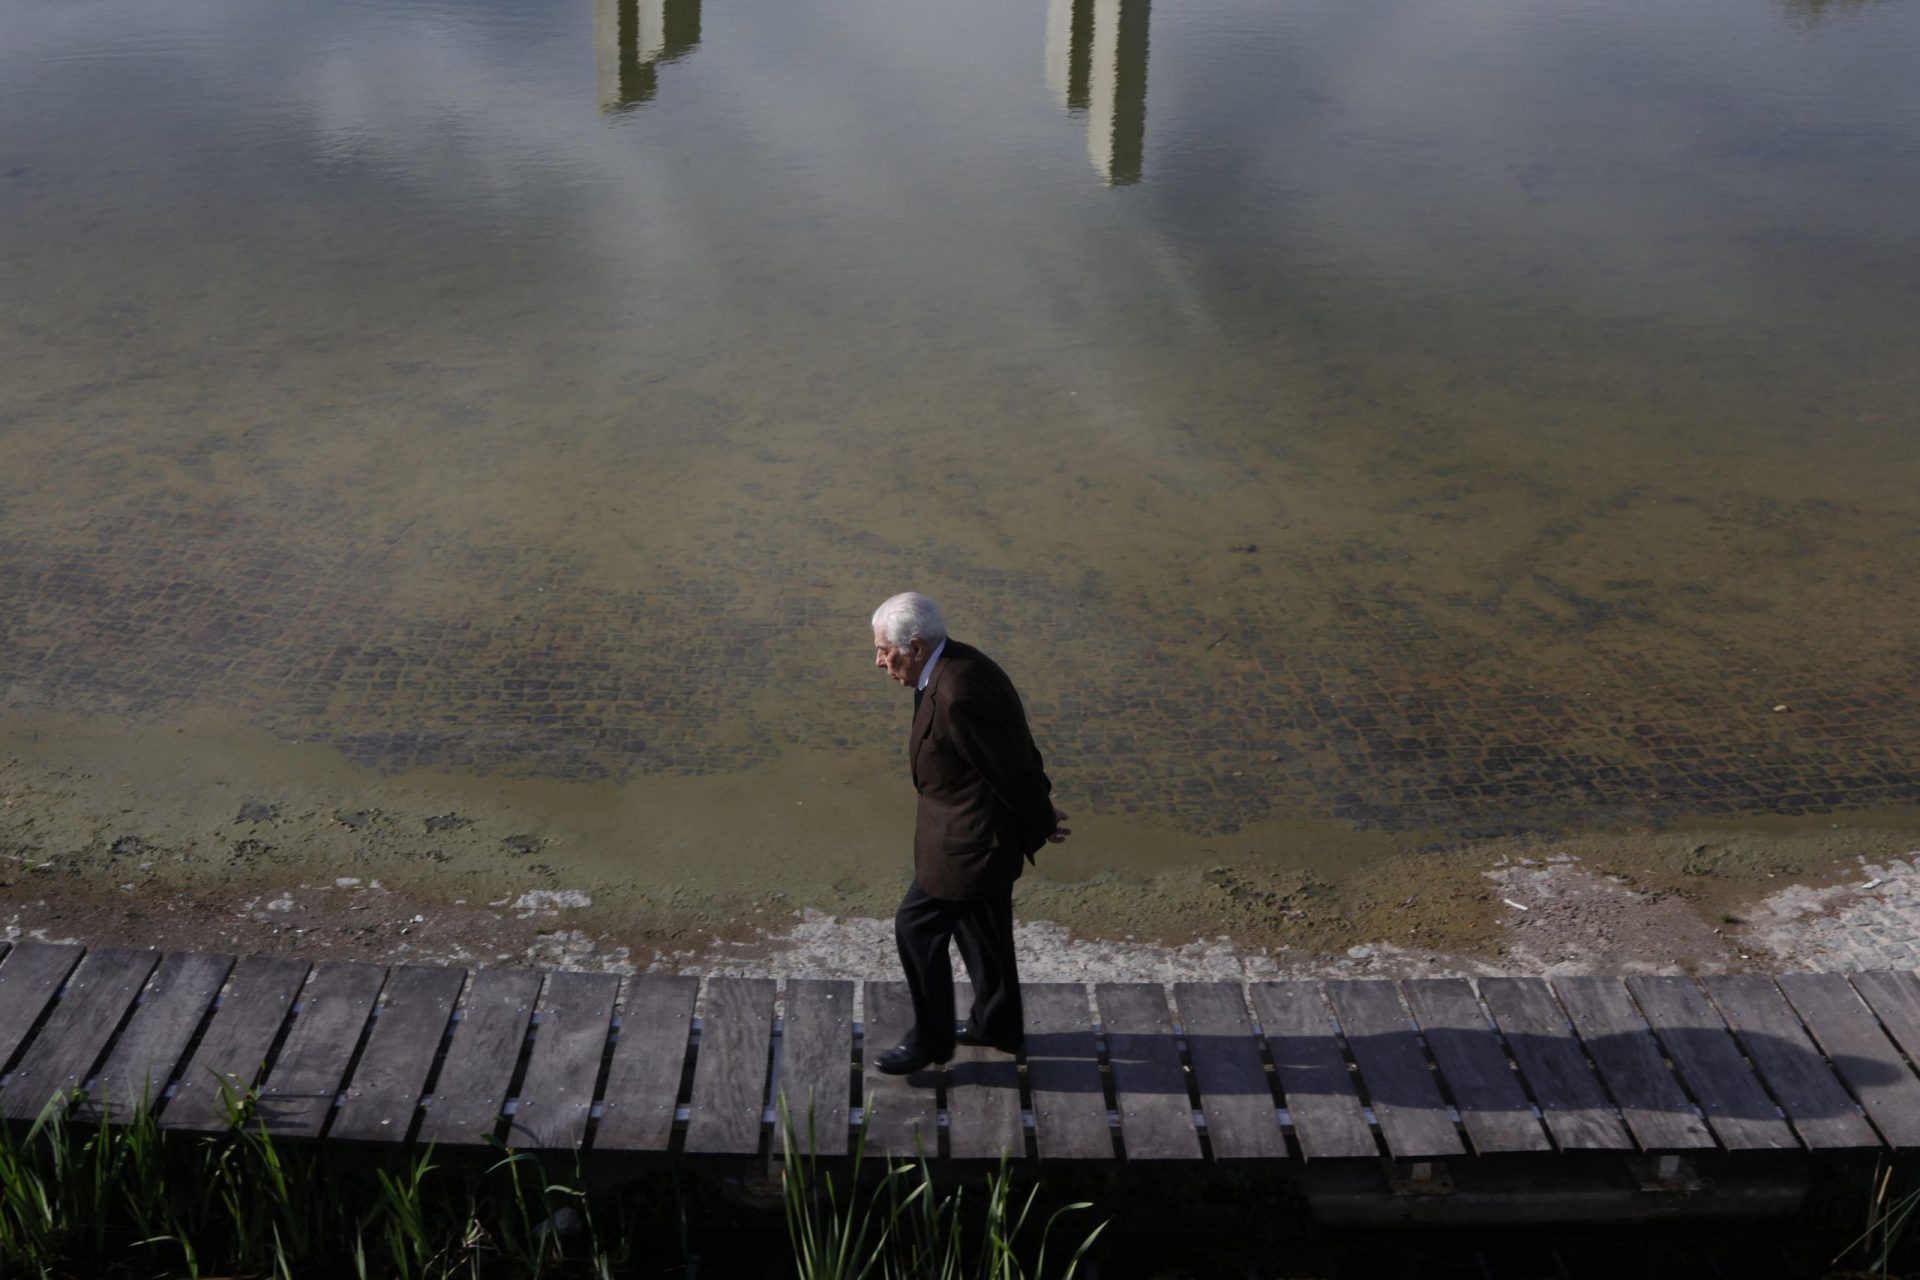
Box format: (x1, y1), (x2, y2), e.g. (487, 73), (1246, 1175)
(594, 0), (702, 112)
(1085, 0), (1149, 185)
(1044, 0), (1094, 112)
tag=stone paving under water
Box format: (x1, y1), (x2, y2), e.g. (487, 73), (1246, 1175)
(4, 501), (1916, 840)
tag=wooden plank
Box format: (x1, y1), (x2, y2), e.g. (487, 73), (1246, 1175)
(1402, 979), (1551, 1154)
(775, 979), (853, 1157)
(84, 952), (234, 1123)
(1851, 971), (1920, 1068)
(329, 965), (466, 1143)
(1783, 972), (1920, 1149)
(1325, 980), (1464, 1159)
(3, 948), (160, 1120)
(254, 961), (388, 1138)
(859, 980), (936, 1158)
(508, 971), (620, 1150)
(946, 981), (1023, 1161)
(1023, 983), (1111, 1161)
(1173, 982), (1284, 1159)
(1096, 983), (1201, 1160)
(684, 976), (775, 1155)
(0, 942), (85, 1071)
(1477, 978), (1631, 1152)
(1551, 977), (1712, 1151)
(162, 955), (311, 1131)
(416, 967), (542, 1147)
(1250, 981), (1375, 1159)
(1702, 975), (1878, 1150)
(1625, 975), (1796, 1150)
(595, 975), (699, 1153)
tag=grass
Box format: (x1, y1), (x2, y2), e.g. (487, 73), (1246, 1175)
(0, 1087), (637, 1278)
(778, 1095), (1105, 1280)
(1832, 1157), (1920, 1279)
(0, 1088), (1106, 1279)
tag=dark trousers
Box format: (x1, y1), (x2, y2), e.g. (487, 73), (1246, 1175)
(893, 880), (1023, 1060)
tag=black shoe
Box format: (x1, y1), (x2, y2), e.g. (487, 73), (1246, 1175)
(955, 1022), (1024, 1054)
(874, 1044), (947, 1076)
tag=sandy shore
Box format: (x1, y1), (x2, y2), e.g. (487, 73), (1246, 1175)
(5, 807), (1915, 987)
(5, 706), (1919, 983)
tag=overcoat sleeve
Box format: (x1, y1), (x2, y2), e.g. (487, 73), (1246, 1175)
(943, 691), (1056, 857)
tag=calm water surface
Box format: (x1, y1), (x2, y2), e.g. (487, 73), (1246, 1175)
(3, 0), (1919, 895)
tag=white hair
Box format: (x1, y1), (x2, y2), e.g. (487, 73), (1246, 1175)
(871, 592), (948, 648)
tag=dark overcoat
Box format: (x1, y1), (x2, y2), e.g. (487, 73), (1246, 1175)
(908, 639), (1057, 900)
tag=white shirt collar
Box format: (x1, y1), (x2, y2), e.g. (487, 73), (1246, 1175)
(916, 637), (948, 692)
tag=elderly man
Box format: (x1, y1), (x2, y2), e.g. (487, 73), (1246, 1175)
(869, 592), (1068, 1077)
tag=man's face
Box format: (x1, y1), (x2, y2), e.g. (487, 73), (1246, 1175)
(873, 627), (930, 688)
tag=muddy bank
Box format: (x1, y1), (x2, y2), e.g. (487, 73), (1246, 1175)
(5, 706), (1918, 979)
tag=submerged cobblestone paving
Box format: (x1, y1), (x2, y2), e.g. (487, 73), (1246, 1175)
(3, 504), (1918, 837)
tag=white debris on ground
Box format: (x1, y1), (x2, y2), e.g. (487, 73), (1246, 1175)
(0, 915), (81, 946)
(649, 908), (1493, 988)
(640, 852), (1920, 994)
(1476, 858), (1731, 976)
(525, 927), (635, 973)
(514, 889), (593, 914)
(1743, 856), (1920, 972)
(1479, 853), (1920, 977)
(7, 850), (1918, 991)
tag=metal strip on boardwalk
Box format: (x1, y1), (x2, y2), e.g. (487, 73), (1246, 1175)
(1402, 979), (1550, 1154)
(417, 967), (541, 1148)
(0, 942), (86, 1074)
(507, 971), (621, 1151)
(3, 947), (160, 1121)
(84, 951), (234, 1124)
(162, 955), (312, 1132)
(329, 964), (466, 1143)
(684, 976), (775, 1155)
(946, 982), (1023, 1161)
(1023, 983), (1111, 1161)
(1097, 983), (1201, 1160)
(1476, 978), (1630, 1152)
(1701, 975), (1878, 1150)
(257, 961), (389, 1138)
(1779, 972), (1920, 1149)
(1626, 976), (1796, 1151)
(1174, 982), (1285, 1159)
(860, 981), (936, 1158)
(1251, 981), (1374, 1160)
(1550, 976), (1712, 1151)
(1325, 980), (1463, 1159)
(596, 975), (699, 1153)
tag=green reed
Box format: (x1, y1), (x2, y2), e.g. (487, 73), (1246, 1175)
(0, 1087), (1105, 1278)
(1833, 1156), (1920, 1280)
(0, 1087), (634, 1279)
(778, 1095), (1105, 1280)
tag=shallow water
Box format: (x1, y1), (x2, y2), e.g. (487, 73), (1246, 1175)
(3, 0), (1919, 899)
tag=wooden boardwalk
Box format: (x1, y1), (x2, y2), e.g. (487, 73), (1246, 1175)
(4, 939), (1920, 1176)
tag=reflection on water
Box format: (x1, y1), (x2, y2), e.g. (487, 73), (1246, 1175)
(1779, 0), (1885, 25)
(1, 0), (1919, 898)
(1046, 0), (1152, 184)
(595, 0), (702, 111)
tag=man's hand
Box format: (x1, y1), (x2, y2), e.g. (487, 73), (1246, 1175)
(1047, 806), (1071, 843)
